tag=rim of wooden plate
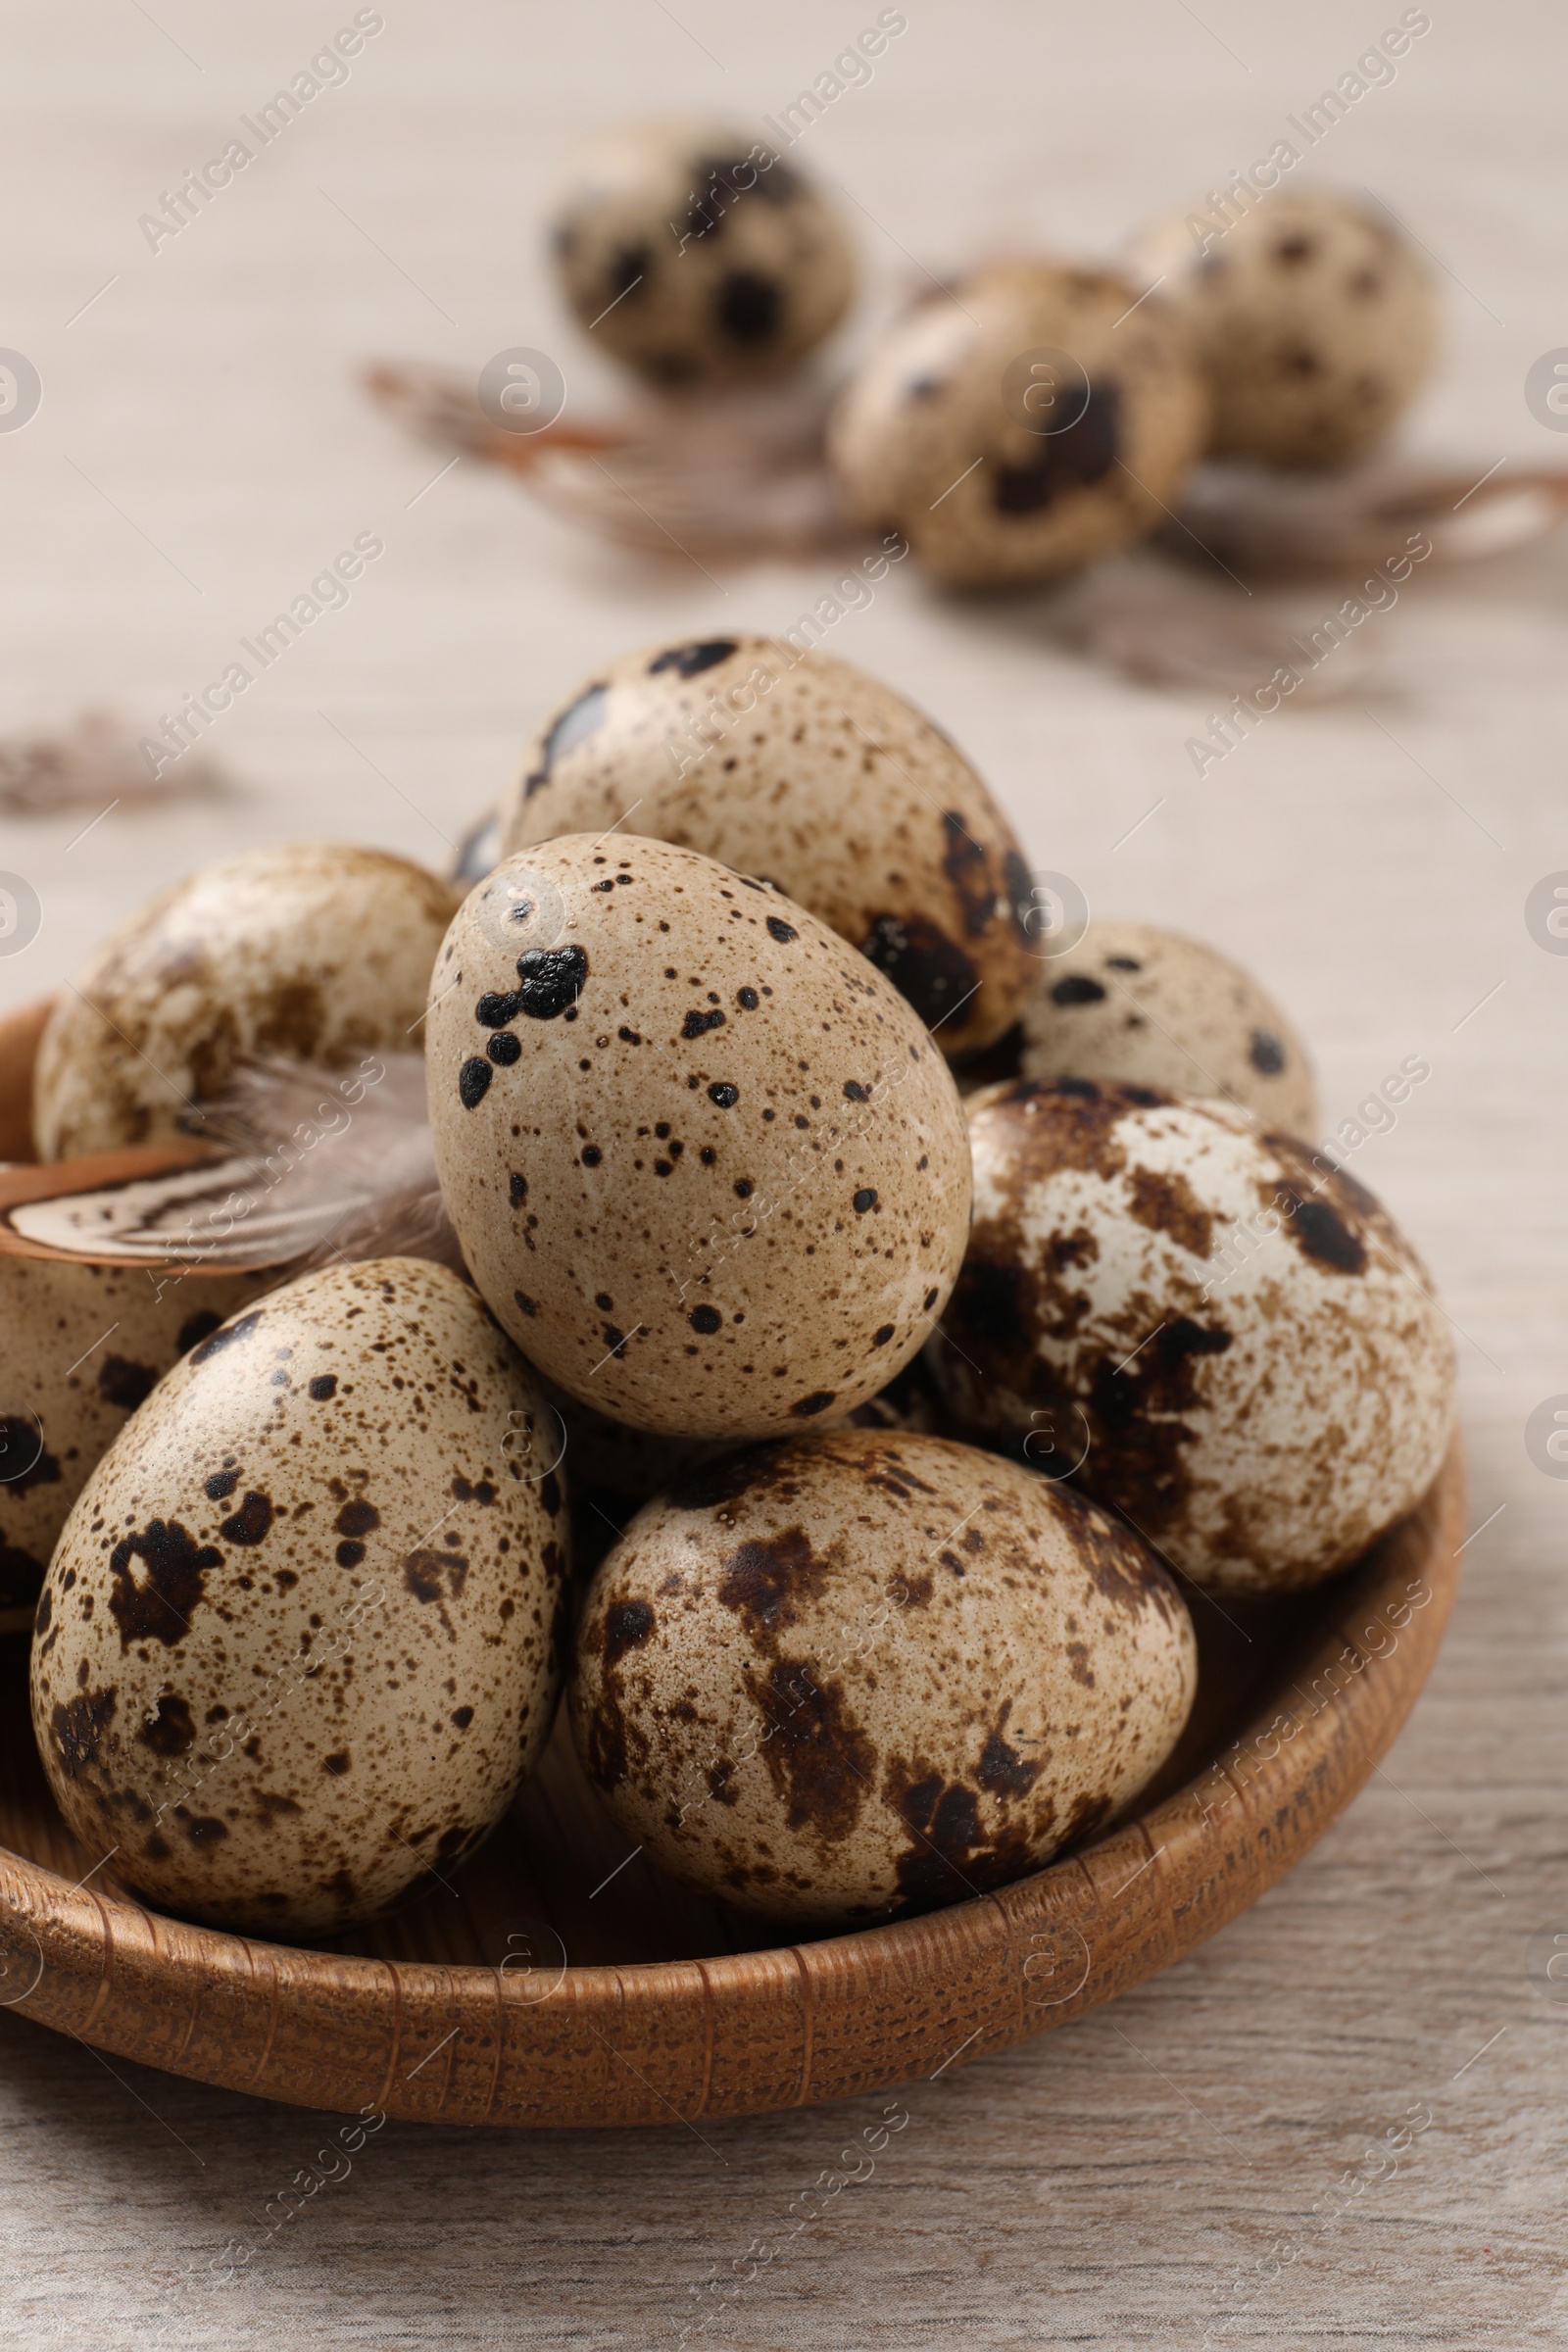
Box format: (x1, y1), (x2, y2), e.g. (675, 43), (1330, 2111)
(0, 997), (1465, 2126)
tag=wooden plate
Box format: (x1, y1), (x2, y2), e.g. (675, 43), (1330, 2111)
(0, 998), (1465, 2127)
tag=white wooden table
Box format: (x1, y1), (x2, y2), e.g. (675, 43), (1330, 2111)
(1, 1), (1564, 2342)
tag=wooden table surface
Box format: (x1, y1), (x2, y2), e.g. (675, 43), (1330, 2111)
(1, 1), (1564, 2343)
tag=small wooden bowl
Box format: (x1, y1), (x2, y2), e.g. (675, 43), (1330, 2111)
(0, 998), (1464, 2127)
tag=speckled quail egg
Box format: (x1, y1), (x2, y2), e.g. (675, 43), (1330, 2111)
(0, 1258), (274, 1619)
(1009, 920), (1316, 1136)
(1130, 188), (1437, 468)
(569, 1427), (1196, 1924)
(33, 845), (460, 1160)
(425, 835), (972, 1441)
(828, 259), (1209, 587)
(552, 118), (855, 387)
(497, 634), (1038, 1055)
(929, 1078), (1454, 1593)
(30, 1258), (567, 1936)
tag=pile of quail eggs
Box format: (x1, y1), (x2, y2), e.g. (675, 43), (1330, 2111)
(14, 632), (1454, 1946)
(545, 119), (1441, 584)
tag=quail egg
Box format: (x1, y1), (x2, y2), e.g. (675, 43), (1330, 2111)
(0, 1259), (274, 1619)
(30, 1257), (567, 1936)
(569, 1428), (1196, 1924)
(552, 118), (855, 387)
(497, 634), (1038, 1054)
(1012, 920), (1316, 1135)
(424, 836), (972, 1441)
(1130, 187), (1437, 468)
(929, 1078), (1454, 1592)
(828, 259), (1209, 586)
(34, 845), (460, 1160)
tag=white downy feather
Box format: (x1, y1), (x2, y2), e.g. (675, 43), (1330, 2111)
(11, 1054), (461, 1275)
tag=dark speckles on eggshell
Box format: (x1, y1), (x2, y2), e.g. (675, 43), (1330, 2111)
(1052, 974), (1106, 1007)
(31, 1256), (565, 1938)
(649, 640), (739, 679)
(552, 122), (851, 389)
(567, 1429), (1196, 1924)
(188, 1309), (265, 1369)
(992, 383), (1121, 515)
(860, 911), (978, 1030)
(524, 681), (609, 798)
(219, 1491), (275, 1546)
(459, 1057), (493, 1108)
(495, 634), (1036, 1059)
(108, 1518), (221, 1649)
(935, 1080), (1453, 1596)
(716, 270), (782, 344)
(427, 834), (972, 1441)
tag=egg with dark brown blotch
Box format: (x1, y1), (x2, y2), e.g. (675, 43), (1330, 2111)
(1130, 187), (1437, 468)
(0, 1259), (276, 1621)
(828, 259), (1209, 586)
(29, 1258), (567, 1936)
(425, 837), (972, 1441)
(569, 1429), (1196, 1923)
(930, 1078), (1454, 1593)
(33, 844), (460, 1160)
(1012, 920), (1316, 1136)
(552, 118), (855, 388)
(497, 636), (1038, 1057)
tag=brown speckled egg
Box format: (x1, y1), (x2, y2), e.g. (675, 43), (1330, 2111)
(34, 845), (460, 1159)
(930, 1078), (1454, 1593)
(0, 1259), (275, 1619)
(1011, 920), (1316, 1136)
(1130, 188), (1437, 468)
(29, 1258), (567, 1936)
(552, 118), (854, 387)
(425, 836), (972, 1441)
(828, 260), (1208, 586)
(569, 1428), (1196, 1924)
(497, 635), (1037, 1055)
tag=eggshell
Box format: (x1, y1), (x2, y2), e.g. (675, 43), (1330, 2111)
(930, 1078), (1454, 1593)
(828, 260), (1208, 586)
(569, 1428), (1196, 1924)
(0, 1260), (276, 1618)
(34, 844), (460, 1159)
(552, 118), (854, 387)
(497, 634), (1037, 1055)
(1130, 188), (1437, 468)
(425, 836), (972, 1441)
(1013, 920), (1316, 1136)
(30, 1258), (567, 1936)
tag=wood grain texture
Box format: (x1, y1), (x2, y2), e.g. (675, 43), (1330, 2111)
(0, 3), (1562, 2341)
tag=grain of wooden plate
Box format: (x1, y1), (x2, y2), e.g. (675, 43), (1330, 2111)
(0, 997), (1464, 2127)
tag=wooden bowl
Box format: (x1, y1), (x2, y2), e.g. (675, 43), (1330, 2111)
(0, 997), (1465, 2127)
